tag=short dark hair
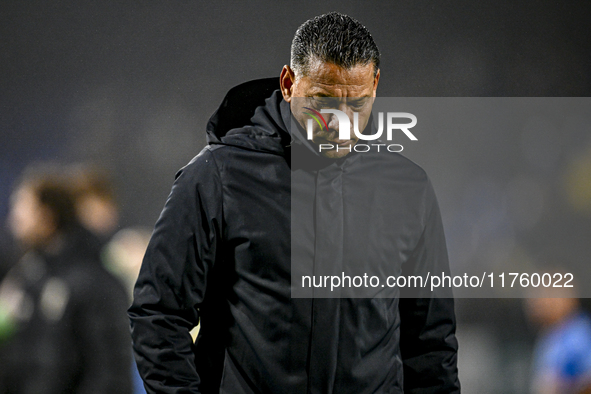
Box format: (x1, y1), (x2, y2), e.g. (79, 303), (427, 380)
(69, 163), (116, 204)
(291, 12), (380, 77)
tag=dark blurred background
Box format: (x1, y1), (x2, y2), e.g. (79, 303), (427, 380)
(1, 1), (591, 392)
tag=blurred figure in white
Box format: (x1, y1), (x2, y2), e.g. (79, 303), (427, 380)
(103, 227), (151, 299)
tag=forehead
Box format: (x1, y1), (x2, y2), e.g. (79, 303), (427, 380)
(297, 61), (375, 97)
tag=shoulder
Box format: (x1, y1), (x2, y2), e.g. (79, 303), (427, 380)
(153, 147), (226, 224)
(166, 146), (228, 201)
(176, 146), (223, 180)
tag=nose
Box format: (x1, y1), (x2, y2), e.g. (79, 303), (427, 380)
(325, 102), (353, 130)
(327, 112), (340, 131)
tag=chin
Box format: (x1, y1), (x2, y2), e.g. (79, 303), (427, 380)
(316, 139), (359, 159)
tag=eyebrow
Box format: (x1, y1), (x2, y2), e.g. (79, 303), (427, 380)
(305, 93), (372, 98)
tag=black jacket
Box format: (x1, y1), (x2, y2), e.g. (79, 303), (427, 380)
(129, 78), (460, 393)
(0, 225), (132, 394)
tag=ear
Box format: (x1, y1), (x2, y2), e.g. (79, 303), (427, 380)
(280, 65), (295, 103)
(372, 68), (380, 97)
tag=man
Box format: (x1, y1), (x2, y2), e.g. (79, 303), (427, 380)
(129, 12), (460, 393)
(0, 164), (132, 393)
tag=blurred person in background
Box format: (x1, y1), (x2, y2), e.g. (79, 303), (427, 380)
(526, 279), (591, 394)
(103, 227), (152, 300)
(69, 163), (148, 394)
(69, 164), (120, 243)
(0, 229), (16, 283)
(0, 164), (132, 394)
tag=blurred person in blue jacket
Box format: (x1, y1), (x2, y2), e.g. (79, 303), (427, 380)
(526, 284), (591, 394)
(0, 164), (132, 394)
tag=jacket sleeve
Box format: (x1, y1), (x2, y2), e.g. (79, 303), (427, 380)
(128, 149), (222, 394)
(399, 179), (461, 393)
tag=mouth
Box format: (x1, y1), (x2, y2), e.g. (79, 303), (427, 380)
(318, 138), (353, 147)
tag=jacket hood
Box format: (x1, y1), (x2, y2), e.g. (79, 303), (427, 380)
(206, 78), (292, 156)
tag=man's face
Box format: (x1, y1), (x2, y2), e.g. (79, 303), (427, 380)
(280, 61), (380, 159)
(8, 185), (56, 247)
